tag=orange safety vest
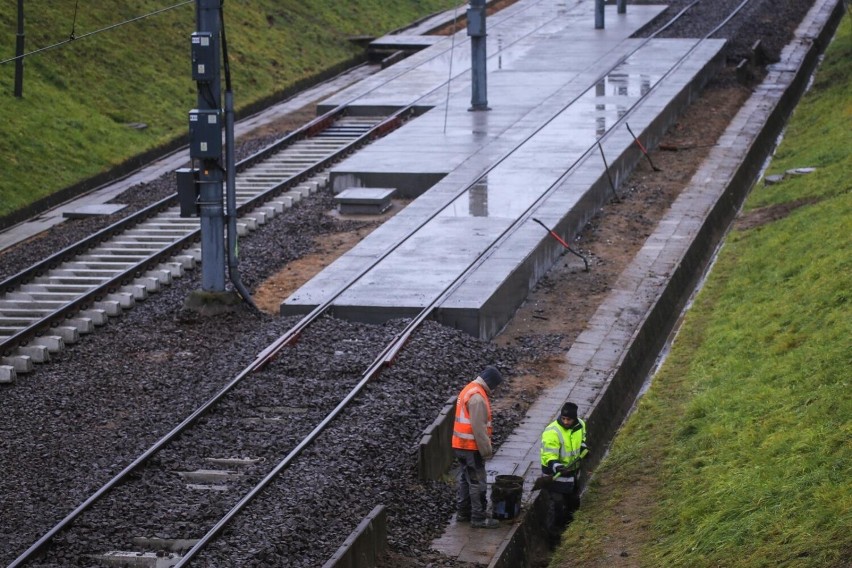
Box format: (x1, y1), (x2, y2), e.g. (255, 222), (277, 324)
(451, 381), (492, 451)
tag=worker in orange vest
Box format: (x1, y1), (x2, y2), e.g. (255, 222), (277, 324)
(451, 366), (503, 528)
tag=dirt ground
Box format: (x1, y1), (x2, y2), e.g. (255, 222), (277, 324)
(247, 79), (750, 564)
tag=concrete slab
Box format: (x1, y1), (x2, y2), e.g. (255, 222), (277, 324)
(335, 187), (396, 214)
(369, 35), (444, 51)
(62, 203), (127, 218)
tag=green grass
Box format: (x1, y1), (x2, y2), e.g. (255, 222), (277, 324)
(553, 13), (851, 568)
(0, 0), (458, 217)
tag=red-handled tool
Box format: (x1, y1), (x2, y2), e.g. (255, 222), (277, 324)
(532, 218), (590, 272)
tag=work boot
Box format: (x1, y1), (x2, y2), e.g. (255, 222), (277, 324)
(456, 512), (471, 522)
(471, 518), (500, 529)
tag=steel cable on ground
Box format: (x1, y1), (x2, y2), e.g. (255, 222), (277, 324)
(9, 1), (756, 565)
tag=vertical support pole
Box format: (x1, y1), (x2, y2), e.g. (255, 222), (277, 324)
(14, 0), (24, 98)
(196, 0), (226, 292)
(595, 0), (605, 29)
(617, 0), (626, 14)
(467, 0), (489, 111)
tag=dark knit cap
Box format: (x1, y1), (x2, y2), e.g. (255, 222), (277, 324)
(480, 366), (502, 390)
(561, 402), (578, 420)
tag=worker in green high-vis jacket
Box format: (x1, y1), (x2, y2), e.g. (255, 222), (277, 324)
(540, 402), (590, 545)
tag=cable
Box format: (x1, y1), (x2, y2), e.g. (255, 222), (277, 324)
(0, 0), (193, 66)
(442, 3), (460, 134)
(69, 0), (80, 40)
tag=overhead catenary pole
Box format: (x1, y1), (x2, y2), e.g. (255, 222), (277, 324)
(194, 0), (226, 292)
(14, 0), (24, 97)
(467, 0), (489, 111)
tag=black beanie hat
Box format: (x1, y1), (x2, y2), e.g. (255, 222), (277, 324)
(561, 402), (578, 420)
(480, 366), (502, 390)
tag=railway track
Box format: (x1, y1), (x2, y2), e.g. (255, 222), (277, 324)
(8, 1), (763, 562)
(0, 109), (406, 377)
(5, 0), (819, 564)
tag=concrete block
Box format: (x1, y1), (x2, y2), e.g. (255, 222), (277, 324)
(177, 469), (243, 483)
(265, 200), (285, 213)
(65, 318), (94, 334)
(120, 284), (148, 301)
(105, 293), (135, 309)
(92, 301), (122, 317)
(276, 196), (295, 209)
(174, 255), (197, 270)
(53, 326), (80, 344)
(252, 210), (268, 224)
(2, 355), (33, 373)
(32, 335), (64, 353)
(133, 277), (161, 294)
(282, 190), (303, 204)
(92, 551), (182, 567)
(146, 268), (173, 284)
(161, 262), (186, 279)
(315, 174), (329, 190)
(16, 345), (50, 363)
(0, 365), (15, 383)
(418, 396), (456, 480)
(79, 309), (108, 325)
(259, 206), (278, 220)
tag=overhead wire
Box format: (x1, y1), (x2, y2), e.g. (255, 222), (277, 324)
(0, 0), (194, 66)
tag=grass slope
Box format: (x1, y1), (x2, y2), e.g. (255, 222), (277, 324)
(553, 13), (851, 568)
(0, 0), (457, 217)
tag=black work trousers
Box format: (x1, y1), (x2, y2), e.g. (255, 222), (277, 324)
(454, 449), (488, 521)
(544, 479), (580, 543)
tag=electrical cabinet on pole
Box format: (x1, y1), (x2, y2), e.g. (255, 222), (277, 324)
(180, 0), (226, 292)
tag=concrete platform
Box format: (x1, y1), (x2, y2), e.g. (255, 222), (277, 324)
(280, 1), (725, 341)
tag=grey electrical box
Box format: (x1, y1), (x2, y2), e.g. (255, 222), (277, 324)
(467, 7), (486, 37)
(176, 168), (200, 217)
(191, 32), (217, 82)
(189, 109), (221, 159)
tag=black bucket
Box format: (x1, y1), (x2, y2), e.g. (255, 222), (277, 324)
(492, 474), (523, 520)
